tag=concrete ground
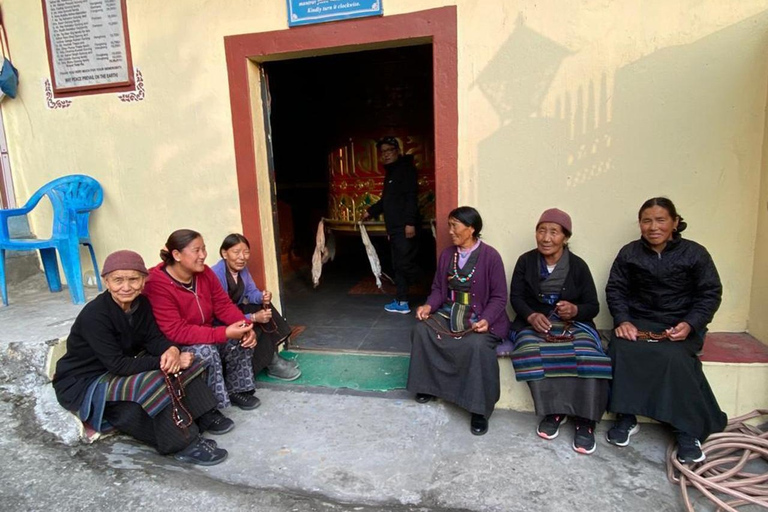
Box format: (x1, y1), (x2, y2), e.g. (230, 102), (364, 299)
(0, 274), (731, 511)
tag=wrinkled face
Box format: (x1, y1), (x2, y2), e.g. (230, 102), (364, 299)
(448, 217), (475, 248)
(536, 222), (569, 260)
(379, 143), (400, 165)
(105, 270), (145, 309)
(639, 205), (678, 250)
(221, 242), (250, 273)
(173, 236), (207, 274)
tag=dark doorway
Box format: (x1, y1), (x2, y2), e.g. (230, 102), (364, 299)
(263, 45), (436, 354)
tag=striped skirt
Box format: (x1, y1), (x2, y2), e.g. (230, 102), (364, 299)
(511, 322), (612, 382)
(79, 360), (207, 433)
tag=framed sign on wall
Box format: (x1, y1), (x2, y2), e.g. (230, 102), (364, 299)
(41, 0), (134, 97)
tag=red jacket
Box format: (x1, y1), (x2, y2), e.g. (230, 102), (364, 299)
(144, 263), (247, 345)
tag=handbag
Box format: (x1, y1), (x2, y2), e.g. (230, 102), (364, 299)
(0, 8), (18, 101)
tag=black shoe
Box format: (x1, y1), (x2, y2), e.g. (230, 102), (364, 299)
(537, 414), (568, 440)
(199, 409), (235, 435)
(572, 419), (597, 455)
(415, 393), (435, 404)
(470, 414), (488, 436)
(606, 414), (639, 447)
(173, 436), (228, 466)
(229, 391), (261, 410)
(676, 432), (705, 464)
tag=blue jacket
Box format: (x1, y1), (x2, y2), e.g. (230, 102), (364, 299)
(211, 259), (264, 305)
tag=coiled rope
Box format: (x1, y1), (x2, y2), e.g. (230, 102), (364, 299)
(666, 409), (768, 511)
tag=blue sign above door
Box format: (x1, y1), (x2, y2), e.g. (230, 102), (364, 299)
(287, 0), (382, 27)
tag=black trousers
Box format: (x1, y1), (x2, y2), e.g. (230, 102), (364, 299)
(389, 232), (419, 302)
(102, 374), (218, 455)
(239, 303), (292, 375)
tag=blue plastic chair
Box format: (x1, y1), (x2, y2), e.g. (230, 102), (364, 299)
(0, 174), (103, 305)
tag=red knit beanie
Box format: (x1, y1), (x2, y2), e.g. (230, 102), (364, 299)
(101, 250), (148, 277)
(537, 208), (572, 235)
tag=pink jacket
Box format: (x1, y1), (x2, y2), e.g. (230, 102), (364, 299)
(144, 263), (247, 345)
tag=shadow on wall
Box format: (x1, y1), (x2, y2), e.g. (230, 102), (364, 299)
(475, 11), (768, 326)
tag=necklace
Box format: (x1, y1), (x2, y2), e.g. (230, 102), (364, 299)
(449, 250), (477, 283)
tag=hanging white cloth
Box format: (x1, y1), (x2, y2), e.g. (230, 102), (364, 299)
(311, 219), (328, 288)
(358, 221), (383, 289)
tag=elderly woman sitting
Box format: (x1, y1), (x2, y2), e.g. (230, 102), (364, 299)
(53, 251), (228, 466)
(407, 206), (510, 436)
(508, 209), (611, 455)
(211, 233), (300, 381)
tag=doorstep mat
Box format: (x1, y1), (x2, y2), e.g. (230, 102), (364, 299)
(256, 351), (409, 391)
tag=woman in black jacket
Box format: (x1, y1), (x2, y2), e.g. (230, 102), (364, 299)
(508, 209), (611, 455)
(605, 197), (726, 465)
(53, 251), (230, 466)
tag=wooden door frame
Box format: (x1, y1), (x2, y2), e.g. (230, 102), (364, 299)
(224, 6), (458, 286)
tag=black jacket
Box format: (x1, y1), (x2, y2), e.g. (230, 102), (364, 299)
(509, 248), (599, 333)
(367, 154), (419, 234)
(53, 292), (173, 411)
(605, 234), (722, 336)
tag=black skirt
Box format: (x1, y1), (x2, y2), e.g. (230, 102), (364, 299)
(607, 318), (727, 440)
(240, 303), (292, 374)
(407, 317), (500, 418)
(528, 377), (609, 422)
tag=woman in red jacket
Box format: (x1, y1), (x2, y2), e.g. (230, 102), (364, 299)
(144, 229), (259, 423)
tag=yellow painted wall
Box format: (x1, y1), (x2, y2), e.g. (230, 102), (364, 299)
(749, 83), (768, 343)
(2, 0), (768, 334)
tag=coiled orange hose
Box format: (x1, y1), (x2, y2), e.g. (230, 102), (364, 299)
(666, 410), (768, 511)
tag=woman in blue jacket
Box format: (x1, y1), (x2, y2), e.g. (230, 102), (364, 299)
(212, 233), (300, 381)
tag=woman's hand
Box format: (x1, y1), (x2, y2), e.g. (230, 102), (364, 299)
(615, 321), (638, 341)
(554, 301), (578, 321)
(252, 309), (273, 324)
(471, 319), (489, 333)
(225, 321), (253, 340)
(527, 312), (552, 333)
(666, 321), (691, 341)
(240, 329), (257, 349)
(262, 290), (272, 305)
(416, 305), (432, 321)
(159, 346), (181, 373)
(179, 352), (194, 369)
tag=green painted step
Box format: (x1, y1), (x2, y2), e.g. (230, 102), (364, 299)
(256, 351), (409, 392)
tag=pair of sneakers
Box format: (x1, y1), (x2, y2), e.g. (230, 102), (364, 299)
(537, 414), (596, 455)
(174, 435), (228, 466)
(606, 414), (705, 464)
(384, 300), (411, 314)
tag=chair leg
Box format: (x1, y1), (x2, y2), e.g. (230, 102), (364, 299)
(39, 248), (62, 292)
(0, 249), (7, 306)
(57, 240), (85, 304)
(84, 242), (102, 291)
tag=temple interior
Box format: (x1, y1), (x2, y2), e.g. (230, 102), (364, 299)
(263, 45), (437, 353)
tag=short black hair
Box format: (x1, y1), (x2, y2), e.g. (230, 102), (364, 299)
(376, 136), (400, 151)
(449, 206), (483, 238)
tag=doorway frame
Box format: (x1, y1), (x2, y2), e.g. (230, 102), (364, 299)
(224, 6), (458, 287)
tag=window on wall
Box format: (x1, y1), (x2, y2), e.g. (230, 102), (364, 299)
(41, 0), (134, 97)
